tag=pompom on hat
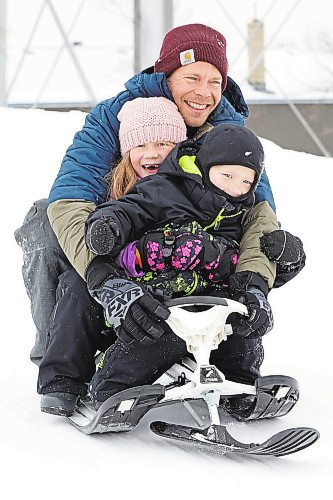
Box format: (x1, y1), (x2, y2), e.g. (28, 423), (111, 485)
(118, 97), (187, 155)
(154, 23), (228, 92)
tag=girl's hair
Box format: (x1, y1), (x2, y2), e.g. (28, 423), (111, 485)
(105, 152), (137, 200)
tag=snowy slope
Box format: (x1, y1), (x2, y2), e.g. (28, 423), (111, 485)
(1, 107), (332, 499)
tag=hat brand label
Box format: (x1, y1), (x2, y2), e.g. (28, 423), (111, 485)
(180, 49), (195, 66)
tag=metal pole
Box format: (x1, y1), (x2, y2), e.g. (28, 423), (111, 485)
(134, 0), (141, 73)
(32, 0), (86, 108)
(5, 0), (47, 102)
(266, 69), (331, 158)
(244, 0), (302, 89)
(163, 0), (173, 33)
(46, 0), (96, 106)
(135, 0), (173, 73)
(218, 0), (329, 157)
(0, 0), (6, 105)
(224, 0), (276, 67)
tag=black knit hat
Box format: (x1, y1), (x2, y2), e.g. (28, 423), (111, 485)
(196, 124), (265, 200)
(154, 24), (228, 92)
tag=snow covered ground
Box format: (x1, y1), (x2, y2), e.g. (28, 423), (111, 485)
(1, 106), (333, 498)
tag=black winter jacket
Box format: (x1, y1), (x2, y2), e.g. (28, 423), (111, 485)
(85, 142), (255, 257)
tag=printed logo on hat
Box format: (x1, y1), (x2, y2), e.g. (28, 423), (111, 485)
(179, 49), (195, 66)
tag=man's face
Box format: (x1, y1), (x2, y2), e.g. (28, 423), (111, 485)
(168, 61), (223, 128)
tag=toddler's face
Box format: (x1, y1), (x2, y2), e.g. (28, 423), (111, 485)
(209, 164), (255, 197)
(130, 141), (175, 178)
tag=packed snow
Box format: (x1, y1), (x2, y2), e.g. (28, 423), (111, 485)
(1, 105), (332, 498)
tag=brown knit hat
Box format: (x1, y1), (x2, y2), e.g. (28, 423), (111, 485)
(154, 24), (228, 91)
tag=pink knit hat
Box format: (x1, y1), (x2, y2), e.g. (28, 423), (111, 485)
(118, 97), (187, 155)
(154, 24), (228, 91)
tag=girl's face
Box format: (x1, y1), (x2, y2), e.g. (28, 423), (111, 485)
(129, 141), (175, 178)
(209, 164), (255, 197)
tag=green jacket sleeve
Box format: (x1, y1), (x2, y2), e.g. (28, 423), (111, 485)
(47, 199), (97, 279)
(236, 201), (279, 289)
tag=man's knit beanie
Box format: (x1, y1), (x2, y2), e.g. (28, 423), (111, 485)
(154, 24), (228, 91)
(118, 97), (187, 155)
(196, 124), (265, 196)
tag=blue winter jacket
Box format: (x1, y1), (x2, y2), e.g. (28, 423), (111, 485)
(48, 69), (275, 210)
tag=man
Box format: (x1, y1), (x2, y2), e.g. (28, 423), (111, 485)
(15, 24), (263, 363)
(15, 23), (300, 396)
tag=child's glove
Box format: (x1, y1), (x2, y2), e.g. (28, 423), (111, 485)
(260, 230), (306, 288)
(136, 222), (210, 273)
(228, 271), (273, 338)
(90, 278), (170, 345)
(137, 222), (237, 283)
(86, 257), (170, 345)
(85, 215), (119, 255)
(136, 231), (172, 273)
(260, 230), (304, 265)
(200, 246), (239, 283)
(171, 230), (217, 271)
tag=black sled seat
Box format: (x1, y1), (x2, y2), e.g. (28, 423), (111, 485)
(220, 375), (299, 421)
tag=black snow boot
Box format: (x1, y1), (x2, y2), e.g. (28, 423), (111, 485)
(41, 392), (79, 417)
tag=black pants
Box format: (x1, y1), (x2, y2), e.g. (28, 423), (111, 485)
(37, 269), (116, 396)
(38, 269), (264, 401)
(14, 199), (72, 364)
(89, 323), (264, 403)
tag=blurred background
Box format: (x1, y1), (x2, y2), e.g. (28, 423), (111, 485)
(1, 0), (332, 156)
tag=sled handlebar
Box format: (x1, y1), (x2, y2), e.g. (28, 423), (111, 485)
(165, 296), (231, 308)
(164, 296), (248, 362)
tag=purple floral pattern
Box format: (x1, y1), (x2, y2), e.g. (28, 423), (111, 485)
(146, 241), (166, 272)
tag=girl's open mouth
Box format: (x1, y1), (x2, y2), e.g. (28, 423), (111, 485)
(143, 164), (160, 171)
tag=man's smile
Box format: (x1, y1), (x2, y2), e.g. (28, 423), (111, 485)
(184, 100), (210, 111)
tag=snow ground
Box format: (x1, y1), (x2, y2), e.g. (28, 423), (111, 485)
(1, 106), (333, 498)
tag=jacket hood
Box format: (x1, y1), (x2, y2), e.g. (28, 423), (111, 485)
(196, 124), (264, 204)
(157, 140), (202, 182)
(157, 140), (252, 211)
(124, 70), (173, 100)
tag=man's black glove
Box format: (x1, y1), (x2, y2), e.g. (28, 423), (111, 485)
(260, 230), (306, 288)
(260, 230), (304, 264)
(85, 214), (120, 255)
(229, 271), (273, 339)
(87, 258), (170, 345)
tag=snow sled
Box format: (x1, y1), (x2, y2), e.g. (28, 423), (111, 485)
(67, 296), (319, 457)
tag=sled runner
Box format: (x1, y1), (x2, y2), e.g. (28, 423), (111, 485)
(150, 422), (319, 457)
(67, 296), (319, 457)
